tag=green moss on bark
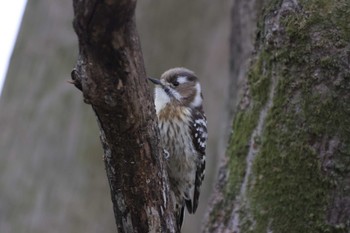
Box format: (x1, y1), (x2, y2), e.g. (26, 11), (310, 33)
(226, 0), (350, 232)
(250, 77), (331, 232)
(227, 109), (258, 197)
(249, 51), (272, 107)
(226, 50), (273, 200)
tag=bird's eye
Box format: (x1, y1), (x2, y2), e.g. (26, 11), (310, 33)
(173, 81), (179, 87)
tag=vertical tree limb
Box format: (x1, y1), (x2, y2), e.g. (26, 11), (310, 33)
(71, 0), (176, 232)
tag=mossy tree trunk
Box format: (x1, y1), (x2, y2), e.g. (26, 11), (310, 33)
(205, 0), (350, 232)
(72, 0), (176, 232)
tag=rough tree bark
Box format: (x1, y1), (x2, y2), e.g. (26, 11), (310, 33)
(205, 0), (350, 232)
(71, 1), (177, 232)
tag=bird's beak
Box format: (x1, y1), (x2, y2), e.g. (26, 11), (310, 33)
(148, 77), (162, 85)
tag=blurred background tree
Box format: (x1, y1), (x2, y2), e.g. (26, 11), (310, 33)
(0, 0), (231, 232)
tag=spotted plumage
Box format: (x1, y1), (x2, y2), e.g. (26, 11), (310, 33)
(149, 67), (207, 229)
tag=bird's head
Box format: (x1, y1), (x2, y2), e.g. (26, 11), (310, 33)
(149, 67), (203, 113)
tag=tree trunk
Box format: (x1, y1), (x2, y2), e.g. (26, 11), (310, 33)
(72, 1), (176, 232)
(205, 0), (350, 232)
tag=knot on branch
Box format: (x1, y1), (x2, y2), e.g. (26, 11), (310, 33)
(69, 64), (91, 105)
(70, 68), (82, 91)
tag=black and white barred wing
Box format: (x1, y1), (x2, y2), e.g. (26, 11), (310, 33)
(188, 108), (207, 213)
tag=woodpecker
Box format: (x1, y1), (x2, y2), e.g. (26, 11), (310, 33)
(148, 67), (207, 229)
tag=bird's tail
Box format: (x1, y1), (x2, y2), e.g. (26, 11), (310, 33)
(176, 204), (185, 230)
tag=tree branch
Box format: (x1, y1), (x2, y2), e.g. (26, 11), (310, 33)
(71, 0), (177, 232)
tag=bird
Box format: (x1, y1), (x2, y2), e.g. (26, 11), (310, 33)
(148, 67), (207, 229)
